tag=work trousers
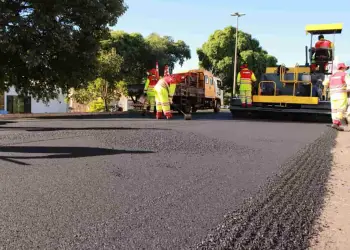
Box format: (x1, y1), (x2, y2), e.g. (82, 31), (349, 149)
(143, 88), (155, 112)
(330, 92), (347, 125)
(239, 85), (252, 107)
(154, 85), (172, 118)
(144, 94), (155, 112)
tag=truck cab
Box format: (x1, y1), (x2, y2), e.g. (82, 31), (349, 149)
(213, 76), (224, 109)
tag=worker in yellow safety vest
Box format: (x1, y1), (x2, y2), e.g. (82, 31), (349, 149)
(154, 75), (179, 119)
(237, 64), (257, 108)
(142, 68), (158, 115)
(322, 62), (350, 131)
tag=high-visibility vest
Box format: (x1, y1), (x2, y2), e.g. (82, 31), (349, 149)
(329, 71), (347, 94)
(315, 39), (332, 49)
(144, 75), (158, 92)
(239, 69), (254, 84)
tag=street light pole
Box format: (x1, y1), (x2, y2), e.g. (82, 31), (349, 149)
(231, 12), (245, 97)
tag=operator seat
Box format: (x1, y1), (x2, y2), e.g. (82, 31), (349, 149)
(314, 48), (333, 63)
(312, 47), (333, 74)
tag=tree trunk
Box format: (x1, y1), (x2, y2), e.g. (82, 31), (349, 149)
(102, 79), (109, 112)
(104, 98), (108, 112)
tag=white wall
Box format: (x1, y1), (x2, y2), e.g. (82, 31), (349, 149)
(31, 93), (68, 113)
(4, 87), (68, 113)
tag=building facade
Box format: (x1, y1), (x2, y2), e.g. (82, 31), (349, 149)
(0, 87), (68, 114)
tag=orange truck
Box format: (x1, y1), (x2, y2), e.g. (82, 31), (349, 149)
(171, 69), (224, 113)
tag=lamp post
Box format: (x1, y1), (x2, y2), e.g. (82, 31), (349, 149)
(231, 12), (245, 97)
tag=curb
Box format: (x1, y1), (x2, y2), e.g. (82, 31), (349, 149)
(0, 111), (129, 120)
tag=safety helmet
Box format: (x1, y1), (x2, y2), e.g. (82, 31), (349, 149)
(241, 63), (248, 69)
(337, 62), (349, 70)
(148, 68), (157, 76)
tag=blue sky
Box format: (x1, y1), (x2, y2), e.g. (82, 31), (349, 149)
(112, 0), (350, 72)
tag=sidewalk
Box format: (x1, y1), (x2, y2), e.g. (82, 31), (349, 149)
(310, 130), (350, 249)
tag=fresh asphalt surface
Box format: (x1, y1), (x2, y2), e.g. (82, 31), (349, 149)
(0, 110), (335, 249)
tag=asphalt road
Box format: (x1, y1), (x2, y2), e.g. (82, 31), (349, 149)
(0, 111), (335, 249)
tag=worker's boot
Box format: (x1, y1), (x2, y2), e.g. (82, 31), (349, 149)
(141, 109), (146, 116)
(247, 103), (252, 108)
(331, 124), (338, 129)
(241, 103), (246, 108)
(165, 112), (173, 120)
(337, 126), (345, 131)
(339, 118), (349, 131)
(156, 112), (163, 119)
(331, 120), (343, 130)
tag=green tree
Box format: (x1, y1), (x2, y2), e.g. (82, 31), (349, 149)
(145, 33), (191, 75)
(101, 31), (191, 84)
(71, 48), (124, 111)
(101, 31), (150, 85)
(197, 26), (278, 93)
(0, 0), (128, 102)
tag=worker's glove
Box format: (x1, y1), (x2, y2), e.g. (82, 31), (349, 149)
(169, 97), (173, 104)
(143, 90), (147, 94)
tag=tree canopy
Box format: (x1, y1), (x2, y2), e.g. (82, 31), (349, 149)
(70, 48), (126, 111)
(101, 31), (191, 85)
(0, 0), (128, 101)
(145, 33), (191, 76)
(70, 31), (191, 109)
(197, 26), (278, 92)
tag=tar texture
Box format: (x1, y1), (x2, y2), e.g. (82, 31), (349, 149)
(194, 128), (337, 250)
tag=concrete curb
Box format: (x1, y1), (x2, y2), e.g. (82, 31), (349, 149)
(0, 111), (128, 120)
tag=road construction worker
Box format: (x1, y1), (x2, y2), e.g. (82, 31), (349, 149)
(154, 75), (178, 119)
(315, 34), (333, 51)
(237, 64), (256, 108)
(311, 35), (334, 72)
(142, 68), (158, 115)
(322, 62), (350, 130)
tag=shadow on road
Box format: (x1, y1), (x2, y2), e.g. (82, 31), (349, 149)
(0, 121), (17, 125)
(0, 146), (154, 165)
(0, 126), (170, 132)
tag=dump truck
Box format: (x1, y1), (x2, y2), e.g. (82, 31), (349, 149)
(126, 68), (224, 114)
(230, 23), (343, 118)
(171, 69), (223, 113)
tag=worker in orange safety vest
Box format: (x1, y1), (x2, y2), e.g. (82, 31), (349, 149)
(315, 34), (333, 51)
(142, 68), (158, 115)
(322, 62), (350, 131)
(311, 35), (334, 72)
(237, 64), (257, 108)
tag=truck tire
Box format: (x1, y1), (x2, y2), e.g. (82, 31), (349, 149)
(183, 105), (191, 114)
(213, 101), (220, 113)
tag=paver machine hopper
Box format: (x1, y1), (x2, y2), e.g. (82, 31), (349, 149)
(230, 23), (343, 118)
